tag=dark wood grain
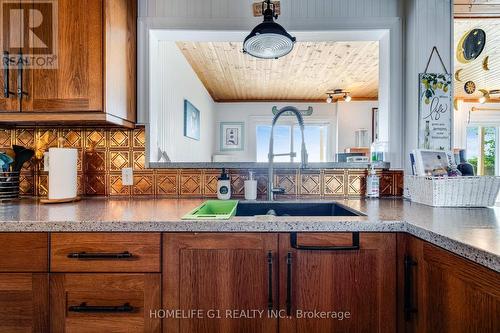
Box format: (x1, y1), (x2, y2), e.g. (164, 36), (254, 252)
(163, 233), (279, 333)
(0, 233), (48, 272)
(279, 232), (397, 333)
(50, 233), (161, 273)
(399, 234), (500, 333)
(50, 273), (161, 333)
(0, 273), (49, 332)
(0, 0), (137, 127)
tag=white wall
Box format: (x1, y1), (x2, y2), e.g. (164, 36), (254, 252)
(215, 102), (337, 162)
(215, 101), (377, 161)
(337, 101), (378, 152)
(138, 0), (403, 19)
(403, 0), (453, 171)
(455, 101), (500, 149)
(151, 41), (215, 162)
(139, 0), (404, 167)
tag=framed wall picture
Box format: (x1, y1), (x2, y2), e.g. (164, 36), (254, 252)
(184, 100), (200, 140)
(220, 122), (244, 151)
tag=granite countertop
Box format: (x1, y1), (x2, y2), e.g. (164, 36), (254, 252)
(0, 198), (498, 272)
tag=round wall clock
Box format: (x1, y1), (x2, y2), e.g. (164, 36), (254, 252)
(457, 29), (486, 64)
(464, 81), (476, 94)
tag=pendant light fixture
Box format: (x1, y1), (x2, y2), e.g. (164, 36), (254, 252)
(243, 0), (296, 59)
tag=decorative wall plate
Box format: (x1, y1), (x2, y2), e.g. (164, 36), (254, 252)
(483, 56), (490, 71)
(464, 81), (476, 94)
(457, 29), (486, 64)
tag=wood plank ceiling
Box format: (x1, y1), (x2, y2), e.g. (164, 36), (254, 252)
(176, 41), (379, 102)
(454, 19), (500, 100)
(455, 1), (500, 18)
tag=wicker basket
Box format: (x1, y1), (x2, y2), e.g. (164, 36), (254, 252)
(405, 175), (500, 207)
(0, 171), (20, 201)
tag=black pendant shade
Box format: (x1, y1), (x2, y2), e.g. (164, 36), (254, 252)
(243, 1), (296, 59)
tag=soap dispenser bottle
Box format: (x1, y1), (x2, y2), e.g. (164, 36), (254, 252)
(217, 168), (231, 200)
(366, 164), (380, 198)
(244, 171), (257, 200)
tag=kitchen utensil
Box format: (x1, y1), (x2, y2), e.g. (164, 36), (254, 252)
(0, 153), (14, 171)
(0, 171), (20, 201)
(12, 146), (34, 172)
(2, 148), (15, 160)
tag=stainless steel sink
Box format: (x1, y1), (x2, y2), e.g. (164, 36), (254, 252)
(235, 201), (364, 217)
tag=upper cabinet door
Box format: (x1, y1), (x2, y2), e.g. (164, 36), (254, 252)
(279, 233), (397, 333)
(22, 0), (102, 112)
(163, 233), (279, 333)
(0, 0), (19, 112)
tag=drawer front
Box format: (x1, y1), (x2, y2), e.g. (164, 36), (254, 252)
(0, 233), (48, 272)
(50, 273), (161, 333)
(50, 233), (161, 272)
(0, 273), (49, 332)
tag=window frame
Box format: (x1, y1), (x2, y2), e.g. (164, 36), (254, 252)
(255, 119), (333, 163)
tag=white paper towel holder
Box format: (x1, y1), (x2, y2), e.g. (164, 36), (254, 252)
(40, 196), (81, 204)
(40, 146), (81, 204)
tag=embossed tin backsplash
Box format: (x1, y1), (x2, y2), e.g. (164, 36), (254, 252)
(0, 127), (403, 198)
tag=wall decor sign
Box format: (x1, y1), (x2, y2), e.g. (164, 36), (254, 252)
(220, 122), (244, 151)
(272, 106), (313, 116)
(184, 100), (200, 140)
(418, 47), (452, 151)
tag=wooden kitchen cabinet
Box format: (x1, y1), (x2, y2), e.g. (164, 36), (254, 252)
(0, 273), (49, 332)
(0, 233), (49, 332)
(279, 232), (396, 333)
(0, 0), (137, 127)
(50, 273), (161, 333)
(50, 232), (161, 273)
(398, 234), (500, 333)
(163, 233), (279, 333)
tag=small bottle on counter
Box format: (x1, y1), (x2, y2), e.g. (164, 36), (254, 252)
(217, 168), (231, 200)
(244, 171), (257, 200)
(366, 164), (380, 198)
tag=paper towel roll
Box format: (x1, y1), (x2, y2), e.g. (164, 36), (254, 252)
(48, 148), (78, 200)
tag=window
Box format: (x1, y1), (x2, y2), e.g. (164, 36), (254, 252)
(256, 124), (328, 162)
(466, 126), (497, 176)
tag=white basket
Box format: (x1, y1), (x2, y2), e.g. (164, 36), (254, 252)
(405, 176), (500, 207)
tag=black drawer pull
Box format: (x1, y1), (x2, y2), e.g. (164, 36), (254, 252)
(68, 302), (134, 313)
(3, 51), (14, 98)
(267, 251), (273, 311)
(404, 256), (418, 321)
(290, 232), (360, 251)
(286, 252), (292, 316)
(17, 52), (28, 99)
(67, 251), (133, 259)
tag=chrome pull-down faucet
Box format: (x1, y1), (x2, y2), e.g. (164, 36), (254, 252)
(267, 106), (308, 201)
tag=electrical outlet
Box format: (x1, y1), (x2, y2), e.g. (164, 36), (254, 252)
(122, 167), (133, 186)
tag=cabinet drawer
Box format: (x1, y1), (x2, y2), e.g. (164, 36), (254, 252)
(50, 273), (161, 333)
(50, 233), (160, 272)
(0, 273), (49, 332)
(0, 233), (48, 272)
